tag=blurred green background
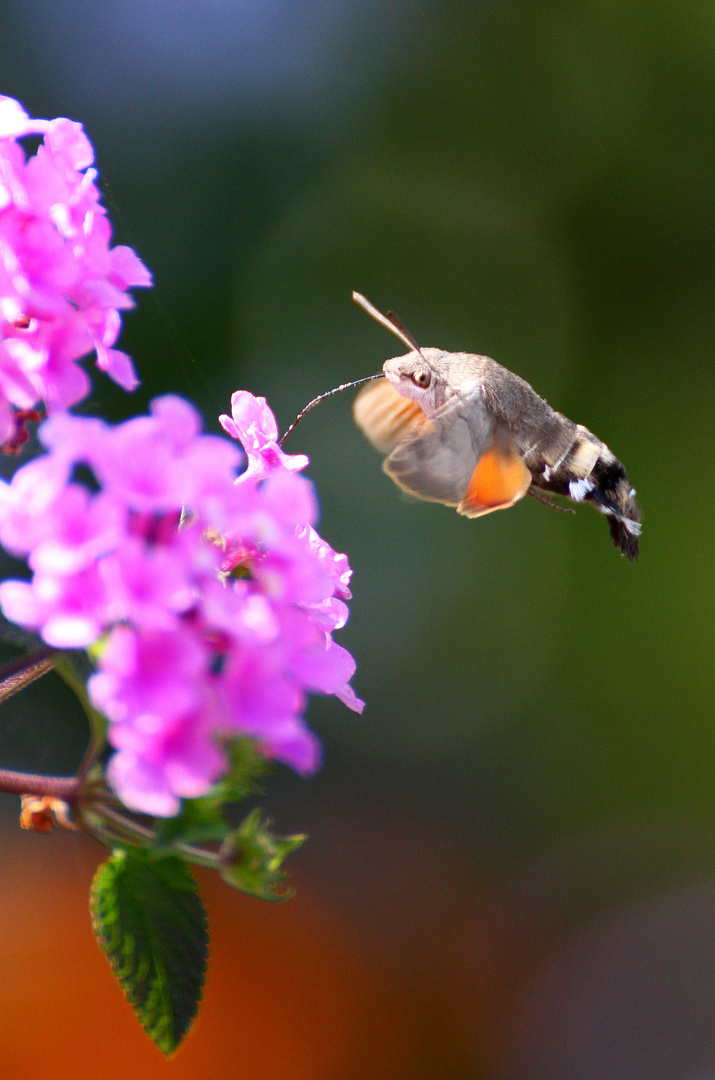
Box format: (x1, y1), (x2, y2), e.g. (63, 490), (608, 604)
(1, 1), (715, 1077)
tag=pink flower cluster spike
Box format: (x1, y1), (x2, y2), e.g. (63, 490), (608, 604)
(0, 95), (151, 447)
(0, 392), (363, 815)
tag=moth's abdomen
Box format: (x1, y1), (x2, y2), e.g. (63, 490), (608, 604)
(586, 449), (641, 560)
(532, 425), (641, 560)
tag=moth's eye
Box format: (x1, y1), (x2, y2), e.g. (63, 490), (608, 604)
(411, 369), (431, 389)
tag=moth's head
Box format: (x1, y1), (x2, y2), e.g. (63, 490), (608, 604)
(383, 348), (448, 414)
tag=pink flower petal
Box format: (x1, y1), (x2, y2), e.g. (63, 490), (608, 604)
(108, 245), (153, 289)
(0, 387), (363, 815)
(94, 345), (139, 391)
(44, 117), (94, 170)
(0, 95), (46, 139)
(0, 97), (151, 427)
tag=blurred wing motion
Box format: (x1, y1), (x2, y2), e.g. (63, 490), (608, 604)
(354, 378), (531, 517)
(352, 377), (428, 454)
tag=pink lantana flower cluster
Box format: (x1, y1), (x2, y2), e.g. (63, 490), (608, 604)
(0, 95), (150, 447)
(0, 391), (363, 815)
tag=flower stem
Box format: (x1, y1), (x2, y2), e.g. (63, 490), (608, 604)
(53, 653), (106, 783)
(0, 768), (79, 800)
(0, 647), (56, 704)
(91, 805), (220, 868)
(0, 649), (79, 800)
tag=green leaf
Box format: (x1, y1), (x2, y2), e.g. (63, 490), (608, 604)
(218, 808), (305, 901)
(90, 849), (209, 1055)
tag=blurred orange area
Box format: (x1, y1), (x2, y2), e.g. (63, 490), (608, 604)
(0, 830), (489, 1079)
(3, 814), (715, 1078)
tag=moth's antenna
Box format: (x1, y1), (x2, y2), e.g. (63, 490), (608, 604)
(385, 309), (422, 354)
(352, 291), (425, 358)
(279, 374), (382, 446)
(280, 292), (423, 447)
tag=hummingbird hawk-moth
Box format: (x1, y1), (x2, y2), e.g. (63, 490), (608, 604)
(351, 293), (641, 559)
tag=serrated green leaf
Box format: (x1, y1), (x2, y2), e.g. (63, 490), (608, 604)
(90, 849), (209, 1055)
(219, 808), (305, 901)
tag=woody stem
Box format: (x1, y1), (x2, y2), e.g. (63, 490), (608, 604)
(0, 648), (80, 800)
(0, 647), (56, 703)
(0, 769), (79, 801)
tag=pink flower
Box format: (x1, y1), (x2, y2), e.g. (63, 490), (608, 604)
(219, 390), (308, 480)
(0, 392), (363, 815)
(0, 95), (151, 446)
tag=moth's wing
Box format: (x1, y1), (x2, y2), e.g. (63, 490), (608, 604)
(383, 394), (482, 506)
(457, 423), (532, 518)
(353, 377), (428, 455)
(384, 390), (532, 517)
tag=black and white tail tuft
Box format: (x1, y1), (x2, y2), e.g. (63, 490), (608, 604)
(530, 426), (641, 560)
(586, 451), (641, 561)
